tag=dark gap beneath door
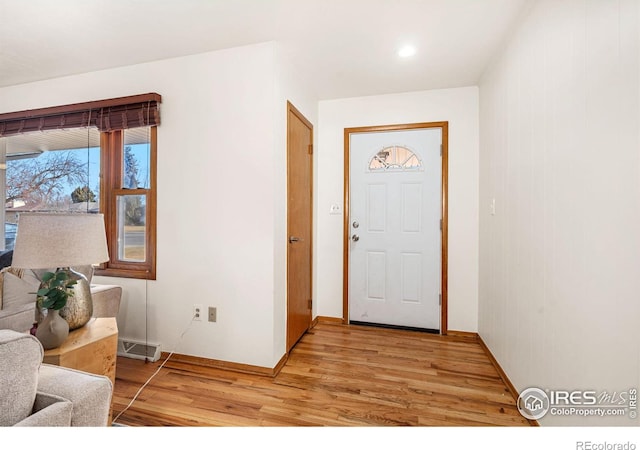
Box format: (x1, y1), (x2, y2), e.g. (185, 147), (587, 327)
(349, 321), (439, 335)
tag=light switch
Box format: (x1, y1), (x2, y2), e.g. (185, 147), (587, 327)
(490, 198), (496, 216)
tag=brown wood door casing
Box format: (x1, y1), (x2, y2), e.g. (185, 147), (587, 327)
(343, 121), (449, 334)
(286, 102), (313, 351)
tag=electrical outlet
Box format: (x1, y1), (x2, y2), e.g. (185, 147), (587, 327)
(208, 307), (217, 322)
(193, 304), (202, 321)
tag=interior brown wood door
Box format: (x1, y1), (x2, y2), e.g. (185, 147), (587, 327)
(287, 102), (313, 351)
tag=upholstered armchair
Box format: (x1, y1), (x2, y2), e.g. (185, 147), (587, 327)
(0, 329), (113, 426)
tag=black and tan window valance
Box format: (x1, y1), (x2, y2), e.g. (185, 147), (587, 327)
(0, 93), (161, 137)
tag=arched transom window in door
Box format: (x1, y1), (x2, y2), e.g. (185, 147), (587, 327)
(368, 145), (423, 171)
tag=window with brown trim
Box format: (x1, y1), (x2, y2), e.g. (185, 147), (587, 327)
(96, 126), (157, 280)
(0, 93), (160, 280)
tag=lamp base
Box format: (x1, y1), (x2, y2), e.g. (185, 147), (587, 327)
(56, 267), (93, 330)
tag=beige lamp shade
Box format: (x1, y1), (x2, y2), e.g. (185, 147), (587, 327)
(11, 213), (109, 269)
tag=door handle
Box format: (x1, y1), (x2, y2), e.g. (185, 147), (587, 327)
(289, 236), (302, 243)
(351, 234), (359, 242)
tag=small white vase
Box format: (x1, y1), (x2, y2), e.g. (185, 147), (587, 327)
(36, 309), (69, 350)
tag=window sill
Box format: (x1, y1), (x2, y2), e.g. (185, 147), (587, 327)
(94, 267), (155, 280)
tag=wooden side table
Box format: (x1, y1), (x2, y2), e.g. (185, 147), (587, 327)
(43, 317), (118, 386)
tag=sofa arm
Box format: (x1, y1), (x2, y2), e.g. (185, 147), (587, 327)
(38, 364), (113, 426)
(91, 284), (122, 318)
(14, 392), (72, 427)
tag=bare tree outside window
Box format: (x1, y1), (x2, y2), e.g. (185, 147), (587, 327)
(124, 146), (139, 189)
(123, 146), (144, 227)
(6, 151), (90, 211)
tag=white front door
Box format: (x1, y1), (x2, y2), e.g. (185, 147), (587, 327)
(348, 127), (442, 330)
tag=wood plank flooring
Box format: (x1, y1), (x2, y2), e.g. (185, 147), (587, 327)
(111, 322), (531, 426)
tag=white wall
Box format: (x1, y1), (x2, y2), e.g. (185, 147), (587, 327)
(316, 87), (480, 332)
(0, 42), (299, 368)
(479, 0), (640, 425)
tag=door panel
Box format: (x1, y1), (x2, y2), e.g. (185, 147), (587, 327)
(287, 102), (313, 351)
(366, 251), (386, 300)
(348, 127), (442, 330)
(401, 183), (422, 232)
(367, 184), (386, 232)
(401, 252), (422, 303)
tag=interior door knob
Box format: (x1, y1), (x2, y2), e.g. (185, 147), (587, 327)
(289, 236), (301, 243)
(351, 234), (359, 242)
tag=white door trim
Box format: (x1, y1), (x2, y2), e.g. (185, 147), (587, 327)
(342, 121), (449, 334)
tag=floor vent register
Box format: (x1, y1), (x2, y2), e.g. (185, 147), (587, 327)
(117, 339), (161, 362)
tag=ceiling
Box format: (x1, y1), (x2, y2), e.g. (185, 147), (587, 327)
(0, 0), (530, 100)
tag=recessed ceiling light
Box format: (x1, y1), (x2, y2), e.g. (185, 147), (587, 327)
(398, 45), (417, 58)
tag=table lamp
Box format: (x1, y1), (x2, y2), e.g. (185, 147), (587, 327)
(11, 213), (109, 330)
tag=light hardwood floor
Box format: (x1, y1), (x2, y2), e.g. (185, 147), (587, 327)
(111, 322), (531, 426)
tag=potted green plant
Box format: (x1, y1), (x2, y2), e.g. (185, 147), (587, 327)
(35, 271), (78, 350)
(37, 271), (78, 311)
